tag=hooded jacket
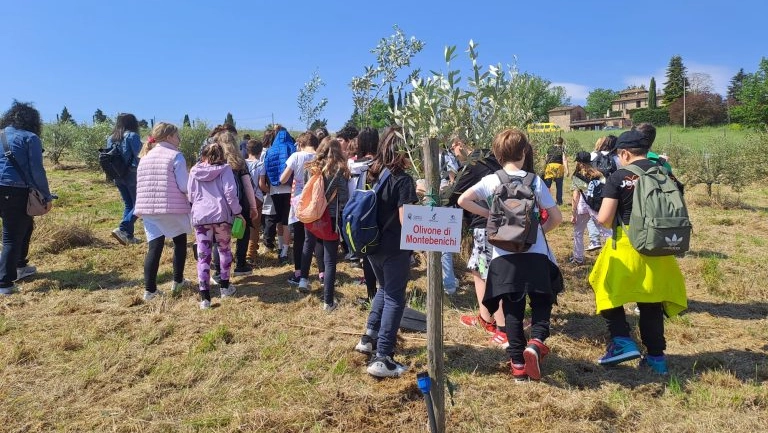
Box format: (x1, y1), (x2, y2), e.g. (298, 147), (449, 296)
(264, 130), (296, 186)
(187, 162), (242, 226)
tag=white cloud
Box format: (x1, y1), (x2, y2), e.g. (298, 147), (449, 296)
(551, 82), (590, 104)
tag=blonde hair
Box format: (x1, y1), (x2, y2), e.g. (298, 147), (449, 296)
(139, 122), (178, 157)
(306, 137), (350, 179)
(215, 131), (245, 171)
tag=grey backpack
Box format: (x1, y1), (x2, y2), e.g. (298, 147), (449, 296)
(486, 171), (538, 252)
(617, 164), (692, 256)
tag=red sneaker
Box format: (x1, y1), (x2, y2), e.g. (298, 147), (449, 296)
(460, 314), (496, 334)
(523, 339), (550, 381)
(490, 329), (509, 349)
(510, 363), (528, 382)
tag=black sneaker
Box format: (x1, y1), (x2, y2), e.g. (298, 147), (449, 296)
(278, 254), (290, 265)
(233, 265), (253, 276)
(287, 274), (301, 285)
(354, 334), (377, 355)
(367, 354), (408, 378)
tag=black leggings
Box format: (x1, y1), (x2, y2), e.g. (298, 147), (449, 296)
(502, 292), (553, 364)
(600, 303), (666, 356)
(144, 233), (187, 292)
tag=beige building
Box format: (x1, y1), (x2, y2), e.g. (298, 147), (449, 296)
(611, 87), (652, 118)
(547, 106), (586, 131)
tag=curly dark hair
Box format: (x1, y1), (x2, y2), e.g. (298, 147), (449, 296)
(0, 100), (42, 136)
(336, 125), (359, 140)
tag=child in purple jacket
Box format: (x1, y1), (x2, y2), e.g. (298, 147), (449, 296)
(188, 142), (242, 309)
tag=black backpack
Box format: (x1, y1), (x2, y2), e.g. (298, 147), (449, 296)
(592, 152), (617, 177)
(98, 141), (129, 180)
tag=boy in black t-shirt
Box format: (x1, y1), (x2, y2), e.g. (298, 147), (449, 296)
(589, 129), (687, 376)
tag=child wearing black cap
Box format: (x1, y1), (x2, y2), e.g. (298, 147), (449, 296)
(588, 129), (687, 375)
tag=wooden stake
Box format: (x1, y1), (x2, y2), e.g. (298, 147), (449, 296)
(422, 136), (445, 432)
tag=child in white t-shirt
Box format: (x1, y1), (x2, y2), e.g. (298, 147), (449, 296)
(458, 128), (563, 382)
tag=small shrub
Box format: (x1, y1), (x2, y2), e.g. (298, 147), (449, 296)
(42, 122), (79, 166)
(33, 221), (97, 254)
(196, 325), (233, 354)
(701, 256), (723, 295)
(179, 122), (210, 166)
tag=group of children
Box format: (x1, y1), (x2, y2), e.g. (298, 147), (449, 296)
(119, 118), (687, 381)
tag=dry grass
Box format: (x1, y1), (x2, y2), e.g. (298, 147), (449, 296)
(1, 167), (767, 432)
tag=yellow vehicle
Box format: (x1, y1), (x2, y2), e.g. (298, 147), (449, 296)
(526, 123), (562, 134)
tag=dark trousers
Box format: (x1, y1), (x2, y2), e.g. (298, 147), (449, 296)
(601, 303), (666, 356)
(292, 221), (304, 269)
(363, 256), (377, 300)
(543, 177), (564, 205)
(234, 223), (250, 268)
(0, 187), (34, 287)
(114, 170), (138, 237)
(264, 193), (290, 248)
(144, 233), (187, 292)
(365, 250), (411, 357)
(502, 292), (553, 364)
(300, 224), (339, 305)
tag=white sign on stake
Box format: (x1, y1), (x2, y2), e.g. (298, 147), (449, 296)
(400, 204), (463, 253)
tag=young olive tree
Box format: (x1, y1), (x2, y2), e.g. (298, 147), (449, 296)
(297, 70), (328, 129)
(349, 25), (425, 128)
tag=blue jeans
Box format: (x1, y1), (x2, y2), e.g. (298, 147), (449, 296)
(587, 218), (600, 246)
(0, 186), (34, 288)
(365, 249), (411, 357)
(441, 252), (457, 294)
(543, 177), (564, 205)
(114, 170), (138, 238)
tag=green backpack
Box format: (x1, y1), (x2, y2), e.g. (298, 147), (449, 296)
(615, 164), (692, 256)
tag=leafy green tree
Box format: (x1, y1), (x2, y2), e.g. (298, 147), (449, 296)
(662, 55), (688, 105)
(397, 90), (403, 108)
(183, 114), (191, 127)
(351, 99), (391, 129)
(349, 25), (424, 129)
(42, 122), (78, 164)
(727, 68), (746, 103)
(224, 112), (235, 127)
(59, 106), (76, 125)
(309, 119), (327, 130)
(648, 77), (657, 109)
(297, 70), (328, 129)
(730, 59), (768, 127)
(92, 109), (108, 124)
(585, 88), (618, 118)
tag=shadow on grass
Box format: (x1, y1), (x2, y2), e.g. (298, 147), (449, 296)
(34, 263), (132, 291)
(687, 299), (768, 320)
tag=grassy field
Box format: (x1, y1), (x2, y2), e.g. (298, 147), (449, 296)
(1, 163), (767, 432)
(561, 125), (752, 153)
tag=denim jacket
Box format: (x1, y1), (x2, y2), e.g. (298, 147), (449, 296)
(0, 126), (52, 201)
(106, 131), (142, 169)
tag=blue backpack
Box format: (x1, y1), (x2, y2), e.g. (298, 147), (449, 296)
(341, 167), (391, 256)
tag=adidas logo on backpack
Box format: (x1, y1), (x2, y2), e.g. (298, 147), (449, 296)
(618, 164), (692, 256)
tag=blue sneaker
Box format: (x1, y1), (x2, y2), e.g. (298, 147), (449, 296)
(598, 337), (641, 366)
(640, 355), (669, 375)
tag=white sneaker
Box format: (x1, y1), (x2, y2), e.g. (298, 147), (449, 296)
(220, 285), (237, 298)
(15, 265), (37, 281)
(367, 355), (408, 378)
(199, 299), (211, 310)
(143, 289), (163, 301)
(111, 228), (130, 246)
(170, 279), (191, 298)
(0, 286), (16, 295)
(586, 242), (602, 251)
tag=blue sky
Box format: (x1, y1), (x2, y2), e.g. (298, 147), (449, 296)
(2, 0), (764, 132)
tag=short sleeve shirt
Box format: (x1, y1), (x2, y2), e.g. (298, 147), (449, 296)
(603, 159), (657, 225)
(470, 170), (556, 259)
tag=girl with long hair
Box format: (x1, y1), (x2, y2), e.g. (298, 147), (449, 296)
(353, 127), (418, 378)
(108, 113), (142, 245)
(297, 138), (349, 311)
